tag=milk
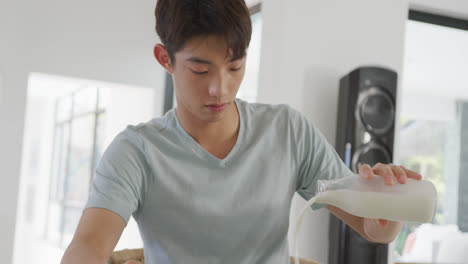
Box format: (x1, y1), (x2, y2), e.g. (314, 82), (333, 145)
(293, 175), (437, 264)
(316, 189), (435, 222)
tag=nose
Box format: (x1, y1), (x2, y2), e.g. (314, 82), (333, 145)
(208, 73), (229, 98)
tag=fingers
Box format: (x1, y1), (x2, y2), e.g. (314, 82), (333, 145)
(391, 165), (407, 184)
(400, 166), (423, 180)
(359, 164), (374, 179)
(372, 163), (395, 185)
(378, 219), (388, 227)
(360, 163), (423, 185)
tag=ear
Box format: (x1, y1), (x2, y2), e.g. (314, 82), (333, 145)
(153, 44), (174, 74)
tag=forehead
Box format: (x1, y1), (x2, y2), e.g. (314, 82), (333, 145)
(177, 35), (236, 62)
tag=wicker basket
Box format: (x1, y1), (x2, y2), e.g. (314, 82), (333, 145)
(108, 248), (322, 264)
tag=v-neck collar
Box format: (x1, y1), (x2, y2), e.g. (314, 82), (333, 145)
(172, 99), (244, 167)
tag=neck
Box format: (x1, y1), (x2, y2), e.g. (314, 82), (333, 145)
(175, 102), (240, 146)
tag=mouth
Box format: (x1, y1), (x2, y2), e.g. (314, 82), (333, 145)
(206, 103), (228, 113)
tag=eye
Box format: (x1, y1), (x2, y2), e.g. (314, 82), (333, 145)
(191, 70), (208, 75)
(231, 67), (242, 72)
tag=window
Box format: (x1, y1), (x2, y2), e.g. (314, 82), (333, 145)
(45, 87), (106, 248)
(15, 74), (152, 263)
(393, 11), (468, 264)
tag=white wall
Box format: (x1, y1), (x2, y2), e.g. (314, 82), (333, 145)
(0, 1), (27, 262)
(24, 0), (164, 89)
(257, 0), (408, 263)
(0, 0), (165, 262)
(0, 74), (3, 104)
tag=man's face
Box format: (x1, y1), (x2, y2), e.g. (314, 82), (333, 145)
(170, 35), (246, 123)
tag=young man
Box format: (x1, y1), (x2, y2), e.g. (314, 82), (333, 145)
(61, 0), (422, 263)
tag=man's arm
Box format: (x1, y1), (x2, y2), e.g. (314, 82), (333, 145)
(61, 208), (126, 264)
(326, 205), (402, 244)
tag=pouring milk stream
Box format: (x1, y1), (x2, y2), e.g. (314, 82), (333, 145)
(293, 174), (437, 264)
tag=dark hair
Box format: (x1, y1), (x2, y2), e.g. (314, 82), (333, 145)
(155, 0), (252, 65)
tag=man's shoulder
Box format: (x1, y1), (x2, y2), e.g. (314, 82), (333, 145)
(119, 112), (172, 141)
(239, 99), (319, 138)
(237, 98), (293, 119)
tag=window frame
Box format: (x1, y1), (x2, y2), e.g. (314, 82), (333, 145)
(44, 87), (106, 248)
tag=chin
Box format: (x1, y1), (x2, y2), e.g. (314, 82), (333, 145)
(203, 113), (225, 123)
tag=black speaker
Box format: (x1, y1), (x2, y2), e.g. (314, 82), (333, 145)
(329, 66), (397, 264)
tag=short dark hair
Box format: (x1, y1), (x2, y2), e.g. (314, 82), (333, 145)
(155, 0), (252, 65)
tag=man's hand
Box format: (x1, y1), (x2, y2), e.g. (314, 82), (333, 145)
(358, 163), (422, 243)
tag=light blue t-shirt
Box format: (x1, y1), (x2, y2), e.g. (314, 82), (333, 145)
(85, 98), (354, 264)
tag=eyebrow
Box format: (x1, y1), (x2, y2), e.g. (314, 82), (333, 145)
(186, 56), (243, 65)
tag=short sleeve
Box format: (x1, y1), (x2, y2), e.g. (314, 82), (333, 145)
(290, 108), (355, 210)
(85, 131), (148, 224)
